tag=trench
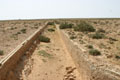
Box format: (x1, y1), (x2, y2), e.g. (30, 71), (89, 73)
(7, 25), (81, 80)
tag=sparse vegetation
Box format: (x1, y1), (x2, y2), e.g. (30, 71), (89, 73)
(70, 35), (76, 40)
(10, 27), (15, 30)
(86, 45), (93, 49)
(0, 50), (4, 55)
(97, 28), (105, 33)
(39, 35), (50, 43)
(48, 28), (55, 32)
(1, 19), (120, 68)
(47, 22), (54, 25)
(11, 34), (18, 40)
(109, 37), (118, 41)
(115, 55), (120, 59)
(79, 40), (85, 44)
(10, 27), (17, 30)
(89, 49), (101, 56)
(59, 23), (73, 29)
(74, 21), (96, 32)
(38, 50), (53, 58)
(17, 32), (21, 35)
(91, 32), (105, 39)
(93, 21), (97, 24)
(109, 41), (114, 44)
(21, 29), (26, 33)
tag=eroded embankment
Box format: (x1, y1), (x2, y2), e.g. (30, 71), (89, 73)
(58, 25), (120, 80)
(0, 25), (47, 80)
(1, 24), (120, 80)
(6, 25), (81, 80)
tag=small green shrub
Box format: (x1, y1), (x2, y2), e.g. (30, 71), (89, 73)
(21, 29), (26, 33)
(74, 27), (80, 31)
(93, 22), (97, 24)
(48, 28), (55, 32)
(0, 50), (4, 55)
(47, 22), (54, 25)
(39, 35), (50, 43)
(92, 32), (105, 39)
(74, 21), (95, 32)
(38, 50), (53, 58)
(97, 28), (105, 33)
(115, 55), (120, 59)
(70, 36), (76, 40)
(79, 40), (85, 44)
(11, 27), (15, 30)
(89, 49), (101, 56)
(109, 37), (118, 41)
(87, 45), (93, 49)
(59, 23), (73, 29)
(10, 27), (17, 30)
(17, 32), (21, 34)
(109, 41), (114, 44)
(13, 32), (21, 36)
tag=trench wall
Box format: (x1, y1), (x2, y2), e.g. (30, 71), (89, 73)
(59, 30), (120, 80)
(0, 25), (47, 80)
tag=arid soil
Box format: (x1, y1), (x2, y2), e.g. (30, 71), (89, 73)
(1, 19), (120, 80)
(13, 25), (81, 80)
(63, 19), (120, 65)
(0, 20), (45, 60)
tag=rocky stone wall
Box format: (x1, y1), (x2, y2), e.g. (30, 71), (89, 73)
(0, 25), (47, 80)
(60, 30), (120, 80)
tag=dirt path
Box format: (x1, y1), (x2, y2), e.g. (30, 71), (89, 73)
(15, 26), (81, 80)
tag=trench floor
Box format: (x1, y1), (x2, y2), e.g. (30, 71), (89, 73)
(15, 26), (81, 80)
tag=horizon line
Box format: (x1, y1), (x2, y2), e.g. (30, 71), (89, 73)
(0, 17), (120, 21)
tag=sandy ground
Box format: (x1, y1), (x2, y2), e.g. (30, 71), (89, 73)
(0, 20), (45, 60)
(13, 26), (81, 80)
(63, 19), (120, 66)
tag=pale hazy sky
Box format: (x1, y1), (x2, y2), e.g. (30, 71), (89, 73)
(0, 0), (120, 20)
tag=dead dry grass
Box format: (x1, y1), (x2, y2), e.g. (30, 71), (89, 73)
(62, 19), (120, 65)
